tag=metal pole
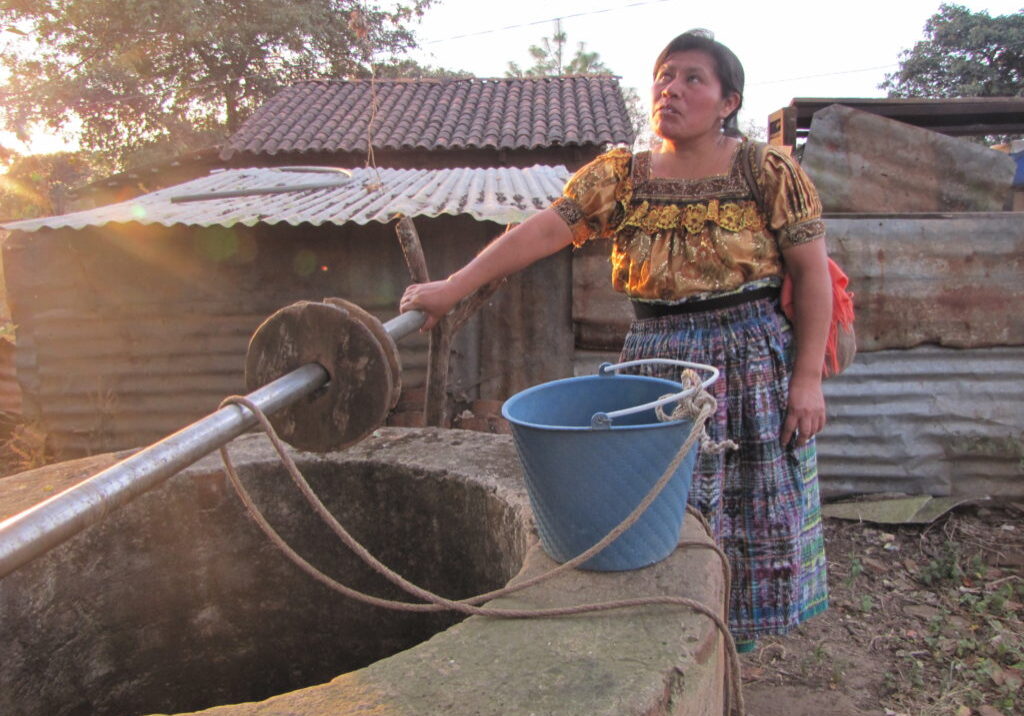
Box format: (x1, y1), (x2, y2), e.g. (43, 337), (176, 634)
(169, 179), (353, 203)
(0, 310), (425, 580)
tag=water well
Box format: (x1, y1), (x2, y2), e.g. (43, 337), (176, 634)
(1, 429), (727, 716)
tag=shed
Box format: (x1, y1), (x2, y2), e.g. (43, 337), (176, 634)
(4, 74), (636, 457)
(72, 75), (636, 208)
(2, 166), (576, 456)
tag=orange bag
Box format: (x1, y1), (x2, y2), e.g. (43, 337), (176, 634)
(780, 259), (856, 379)
(739, 141), (856, 379)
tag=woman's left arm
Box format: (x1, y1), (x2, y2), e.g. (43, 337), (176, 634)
(780, 239), (831, 448)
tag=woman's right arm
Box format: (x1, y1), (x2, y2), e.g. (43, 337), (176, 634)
(399, 208), (574, 330)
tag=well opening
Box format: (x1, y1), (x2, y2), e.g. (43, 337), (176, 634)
(1, 435), (531, 716)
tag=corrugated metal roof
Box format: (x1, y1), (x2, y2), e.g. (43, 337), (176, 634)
(1, 165), (572, 233)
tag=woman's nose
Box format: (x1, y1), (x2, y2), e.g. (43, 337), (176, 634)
(661, 80), (681, 97)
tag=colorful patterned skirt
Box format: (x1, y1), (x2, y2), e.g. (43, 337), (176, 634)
(620, 295), (828, 641)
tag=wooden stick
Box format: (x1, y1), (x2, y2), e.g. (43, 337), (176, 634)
(394, 216), (507, 428)
(396, 216), (430, 284)
(395, 217), (449, 427)
(449, 278), (505, 333)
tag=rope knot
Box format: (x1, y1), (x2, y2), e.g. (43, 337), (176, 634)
(655, 369), (738, 455)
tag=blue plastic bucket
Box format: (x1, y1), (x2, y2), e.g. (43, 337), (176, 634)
(501, 361), (718, 571)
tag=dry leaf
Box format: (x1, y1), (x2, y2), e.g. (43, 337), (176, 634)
(977, 705), (1006, 716)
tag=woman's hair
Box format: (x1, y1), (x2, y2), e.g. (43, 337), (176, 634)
(653, 29), (745, 137)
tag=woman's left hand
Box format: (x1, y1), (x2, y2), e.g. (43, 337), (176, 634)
(781, 374), (826, 448)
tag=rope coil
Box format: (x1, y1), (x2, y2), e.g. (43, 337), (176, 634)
(217, 379), (745, 715)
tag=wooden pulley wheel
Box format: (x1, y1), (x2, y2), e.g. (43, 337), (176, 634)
(321, 297), (402, 410)
(245, 300), (393, 452)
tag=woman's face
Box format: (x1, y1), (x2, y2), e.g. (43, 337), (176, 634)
(651, 50), (739, 144)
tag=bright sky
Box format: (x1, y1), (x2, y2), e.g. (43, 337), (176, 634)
(408, 0), (1023, 137)
(5, 0), (1021, 154)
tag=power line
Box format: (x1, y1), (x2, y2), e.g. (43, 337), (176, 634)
(750, 64), (899, 86)
(420, 0), (673, 44)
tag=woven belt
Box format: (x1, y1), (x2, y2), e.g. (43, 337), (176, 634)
(632, 285), (779, 319)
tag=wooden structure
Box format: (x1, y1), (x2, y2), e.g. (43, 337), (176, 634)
(768, 97), (1024, 147)
(3, 76), (635, 455)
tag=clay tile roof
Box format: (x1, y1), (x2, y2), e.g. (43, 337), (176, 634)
(220, 76), (635, 160)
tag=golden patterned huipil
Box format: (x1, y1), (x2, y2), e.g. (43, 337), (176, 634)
(551, 141), (826, 302)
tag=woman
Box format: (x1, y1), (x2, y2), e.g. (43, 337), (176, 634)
(400, 29), (831, 650)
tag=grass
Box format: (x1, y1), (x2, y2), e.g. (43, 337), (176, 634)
(885, 538), (1024, 715)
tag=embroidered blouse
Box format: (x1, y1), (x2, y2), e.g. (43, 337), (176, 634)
(551, 141), (826, 302)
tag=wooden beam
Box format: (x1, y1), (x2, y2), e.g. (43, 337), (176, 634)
(395, 217), (506, 429)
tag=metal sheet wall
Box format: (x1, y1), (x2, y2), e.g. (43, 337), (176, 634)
(572, 214), (1024, 352)
(4, 216), (571, 456)
(801, 104), (1016, 213)
(827, 213), (1024, 350)
(569, 212), (1024, 498)
(820, 346), (1023, 498)
(574, 346), (1024, 498)
(0, 339), (21, 414)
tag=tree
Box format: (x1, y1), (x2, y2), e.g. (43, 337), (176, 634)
(506, 26), (647, 143)
(880, 4), (1024, 98)
(0, 0), (433, 170)
(506, 23), (612, 78)
(371, 59), (472, 79)
(0, 151), (105, 220)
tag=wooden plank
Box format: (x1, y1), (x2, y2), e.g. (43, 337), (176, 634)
(571, 241), (632, 352)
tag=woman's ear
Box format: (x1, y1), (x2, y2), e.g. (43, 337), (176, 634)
(720, 91), (741, 121)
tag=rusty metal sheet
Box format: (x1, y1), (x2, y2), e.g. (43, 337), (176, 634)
(826, 213), (1024, 351)
(574, 345), (1024, 499)
(573, 213), (1023, 354)
(477, 249), (573, 400)
(0, 340), (20, 414)
(802, 104), (1016, 213)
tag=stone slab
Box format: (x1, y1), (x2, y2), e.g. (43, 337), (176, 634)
(2, 429), (727, 716)
(183, 514), (726, 716)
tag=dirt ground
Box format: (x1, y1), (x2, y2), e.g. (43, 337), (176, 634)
(740, 504), (1024, 716)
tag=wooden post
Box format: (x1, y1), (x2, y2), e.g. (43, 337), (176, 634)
(395, 217), (430, 284)
(395, 216), (507, 428)
(768, 105), (797, 149)
(396, 217), (447, 427)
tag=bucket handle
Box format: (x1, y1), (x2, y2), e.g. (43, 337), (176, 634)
(590, 359), (720, 429)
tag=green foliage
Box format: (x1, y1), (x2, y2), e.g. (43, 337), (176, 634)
(845, 555), (864, 587)
(506, 29), (612, 78)
(0, 150), (108, 220)
(881, 3), (1024, 98)
(370, 59), (472, 79)
(918, 540), (990, 587)
(506, 27), (646, 142)
(0, 0), (434, 169)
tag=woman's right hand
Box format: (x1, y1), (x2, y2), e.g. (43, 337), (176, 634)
(400, 280), (462, 331)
